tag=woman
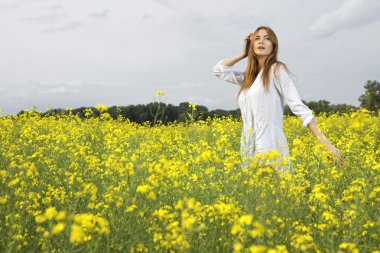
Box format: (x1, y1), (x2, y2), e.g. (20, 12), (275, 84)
(213, 26), (342, 172)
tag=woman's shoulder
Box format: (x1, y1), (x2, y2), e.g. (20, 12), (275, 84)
(271, 61), (291, 78)
(272, 61), (286, 71)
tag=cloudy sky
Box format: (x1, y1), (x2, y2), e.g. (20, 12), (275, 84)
(0, 0), (379, 115)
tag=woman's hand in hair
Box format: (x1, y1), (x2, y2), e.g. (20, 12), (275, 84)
(222, 33), (254, 66)
(242, 32), (254, 58)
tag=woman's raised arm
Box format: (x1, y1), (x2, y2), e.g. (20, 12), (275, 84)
(222, 32), (254, 66)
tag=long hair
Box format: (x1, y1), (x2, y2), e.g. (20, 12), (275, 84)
(238, 26), (287, 96)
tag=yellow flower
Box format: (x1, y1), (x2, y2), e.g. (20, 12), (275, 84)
(182, 215), (196, 230)
(250, 229), (263, 238)
(74, 214), (96, 232)
(322, 211), (334, 221)
(96, 217), (110, 235)
(248, 245), (267, 253)
(153, 233), (163, 243)
(291, 234), (315, 251)
(96, 104), (108, 113)
(188, 102), (197, 110)
(153, 208), (169, 221)
(249, 222), (265, 238)
(136, 184), (151, 194)
(8, 178), (20, 187)
(70, 224), (87, 244)
(35, 215), (47, 223)
(44, 207), (58, 220)
(233, 242), (243, 253)
(0, 195), (8, 205)
(36, 226), (45, 233)
(1, 105), (379, 251)
(338, 242), (359, 253)
(231, 224), (243, 235)
(238, 214), (253, 226)
(175, 200), (184, 210)
(56, 211), (66, 221)
(147, 191), (157, 200)
(126, 204), (138, 212)
(201, 150), (212, 160)
(51, 223), (66, 235)
(275, 245), (288, 253)
(155, 91), (166, 97)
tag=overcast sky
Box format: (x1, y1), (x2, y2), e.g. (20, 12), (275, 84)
(0, 0), (379, 115)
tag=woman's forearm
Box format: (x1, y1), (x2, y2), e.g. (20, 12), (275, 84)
(307, 118), (328, 143)
(307, 117), (342, 163)
(222, 54), (246, 67)
(223, 33), (252, 67)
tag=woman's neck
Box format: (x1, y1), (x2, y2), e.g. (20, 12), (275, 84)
(257, 56), (267, 68)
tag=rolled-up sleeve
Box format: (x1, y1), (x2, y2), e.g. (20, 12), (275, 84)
(213, 59), (244, 86)
(274, 64), (316, 128)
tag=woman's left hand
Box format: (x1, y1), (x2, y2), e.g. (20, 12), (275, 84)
(324, 142), (344, 165)
(308, 119), (344, 165)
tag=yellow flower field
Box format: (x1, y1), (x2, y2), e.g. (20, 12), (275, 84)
(0, 109), (379, 252)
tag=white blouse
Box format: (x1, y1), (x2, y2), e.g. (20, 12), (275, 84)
(213, 59), (316, 169)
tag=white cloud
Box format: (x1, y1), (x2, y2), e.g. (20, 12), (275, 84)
(6, 86), (37, 100)
(0, 0), (378, 115)
(2, 81), (81, 101)
(160, 82), (205, 90)
(64, 79), (85, 87)
(42, 21), (83, 33)
(89, 9), (109, 19)
(310, 0), (380, 37)
(187, 96), (214, 104)
(154, 0), (178, 11)
(0, 2), (21, 10)
(41, 86), (79, 95)
(42, 5), (64, 11)
(20, 12), (68, 23)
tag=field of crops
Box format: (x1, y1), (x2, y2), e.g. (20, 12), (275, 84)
(0, 109), (379, 252)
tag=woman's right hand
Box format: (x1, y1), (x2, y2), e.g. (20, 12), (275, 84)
(242, 32), (254, 58)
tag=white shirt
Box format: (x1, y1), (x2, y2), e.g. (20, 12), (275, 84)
(213, 59), (316, 168)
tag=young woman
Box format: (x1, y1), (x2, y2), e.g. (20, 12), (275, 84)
(213, 26), (342, 172)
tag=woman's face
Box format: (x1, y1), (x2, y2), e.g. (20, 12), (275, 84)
(253, 29), (273, 58)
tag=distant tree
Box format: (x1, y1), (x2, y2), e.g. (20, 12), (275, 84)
(70, 107), (94, 118)
(330, 104), (358, 114)
(177, 102), (192, 122)
(284, 100), (357, 116)
(196, 105), (209, 120)
(162, 104), (179, 123)
(108, 106), (120, 120)
(124, 105), (139, 122)
(359, 80), (380, 111)
(178, 102), (190, 113)
(43, 108), (65, 117)
(209, 109), (230, 118)
(230, 108), (241, 118)
(305, 100), (331, 114)
(19, 94), (362, 124)
(135, 104), (151, 123)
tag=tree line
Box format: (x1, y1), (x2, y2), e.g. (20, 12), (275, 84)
(18, 80), (380, 124)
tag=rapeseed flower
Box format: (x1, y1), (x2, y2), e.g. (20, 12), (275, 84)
(0, 109), (378, 252)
